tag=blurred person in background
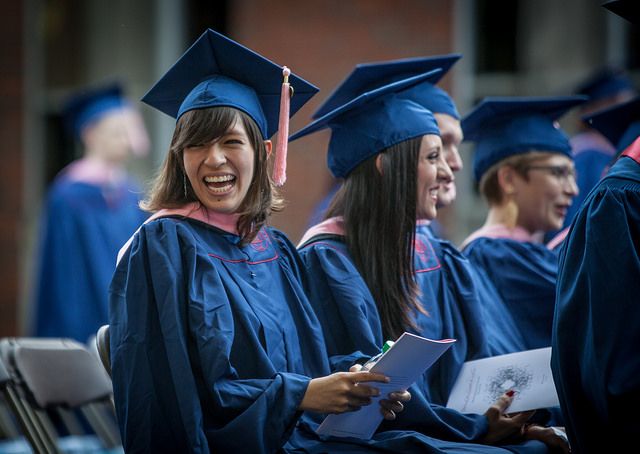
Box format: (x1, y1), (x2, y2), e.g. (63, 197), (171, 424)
(32, 82), (149, 343)
(562, 66), (636, 229)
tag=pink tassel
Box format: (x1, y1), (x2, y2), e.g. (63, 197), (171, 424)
(274, 66), (292, 186)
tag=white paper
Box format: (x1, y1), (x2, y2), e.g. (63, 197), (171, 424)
(316, 332), (455, 439)
(446, 347), (559, 415)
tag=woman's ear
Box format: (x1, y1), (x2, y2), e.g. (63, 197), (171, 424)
(497, 165), (517, 196)
(264, 140), (273, 158)
(375, 154), (384, 176)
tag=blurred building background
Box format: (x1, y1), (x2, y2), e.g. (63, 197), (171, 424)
(1, 0), (637, 336)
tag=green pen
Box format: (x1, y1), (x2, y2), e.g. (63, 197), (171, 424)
(363, 340), (395, 370)
(382, 340), (395, 353)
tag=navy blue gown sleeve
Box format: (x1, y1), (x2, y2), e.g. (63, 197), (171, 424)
(34, 178), (147, 342)
(298, 239), (492, 444)
(110, 219), (311, 454)
(463, 238), (558, 349)
(552, 155), (640, 453)
(299, 239), (382, 361)
(417, 237), (494, 402)
(466, 264), (529, 355)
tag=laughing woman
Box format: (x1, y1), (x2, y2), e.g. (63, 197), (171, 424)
(108, 30), (427, 454)
(460, 97), (584, 350)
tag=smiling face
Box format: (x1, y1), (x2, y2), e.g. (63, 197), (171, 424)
(416, 134), (446, 220)
(183, 115), (256, 214)
(434, 113), (464, 207)
(511, 153), (579, 233)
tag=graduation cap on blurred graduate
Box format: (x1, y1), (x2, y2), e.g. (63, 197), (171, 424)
(573, 66), (635, 103)
(63, 82), (130, 140)
(603, 0), (640, 24)
(462, 96), (588, 181)
(312, 54), (461, 120)
(585, 95), (640, 153)
(142, 28), (319, 185)
(290, 69), (442, 178)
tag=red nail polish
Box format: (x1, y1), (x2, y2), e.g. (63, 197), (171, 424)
(506, 390), (515, 397)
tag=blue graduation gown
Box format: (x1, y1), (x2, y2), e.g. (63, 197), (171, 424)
(111, 217), (516, 454)
(34, 175), (147, 342)
(299, 230), (546, 453)
(110, 218), (321, 453)
(551, 152), (640, 453)
(462, 238), (559, 350)
(413, 226), (492, 404)
(425, 227), (558, 427)
(421, 227), (528, 358)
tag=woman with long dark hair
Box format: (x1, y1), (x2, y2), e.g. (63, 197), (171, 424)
(292, 72), (566, 451)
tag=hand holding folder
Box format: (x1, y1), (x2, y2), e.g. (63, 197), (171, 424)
(316, 332), (456, 439)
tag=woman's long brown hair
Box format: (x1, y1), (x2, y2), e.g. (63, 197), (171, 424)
(326, 136), (426, 340)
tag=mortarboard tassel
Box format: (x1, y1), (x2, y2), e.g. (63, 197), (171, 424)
(622, 135), (640, 161)
(274, 66), (292, 186)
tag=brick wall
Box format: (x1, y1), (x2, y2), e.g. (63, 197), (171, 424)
(231, 0), (455, 243)
(0, 2), (23, 335)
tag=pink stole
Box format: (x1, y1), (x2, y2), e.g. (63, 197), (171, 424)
(297, 217), (345, 247)
(621, 136), (640, 164)
(570, 131), (616, 158)
(117, 202), (239, 265)
(460, 224), (541, 250)
(61, 157), (126, 186)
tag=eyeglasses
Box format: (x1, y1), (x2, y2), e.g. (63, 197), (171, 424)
(526, 165), (577, 182)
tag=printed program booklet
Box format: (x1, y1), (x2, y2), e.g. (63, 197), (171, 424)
(446, 347), (559, 414)
(316, 332), (455, 439)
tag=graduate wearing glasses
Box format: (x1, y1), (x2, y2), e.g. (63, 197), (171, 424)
(460, 97), (585, 351)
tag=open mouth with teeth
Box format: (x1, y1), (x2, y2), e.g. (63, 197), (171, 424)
(204, 174), (236, 193)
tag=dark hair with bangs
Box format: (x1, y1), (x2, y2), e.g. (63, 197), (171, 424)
(325, 136), (427, 340)
(142, 106), (283, 244)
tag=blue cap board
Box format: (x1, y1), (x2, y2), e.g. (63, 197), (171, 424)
(574, 67), (635, 103)
(313, 54), (461, 120)
(603, 0), (640, 24)
(63, 83), (129, 139)
(141, 28), (319, 140)
(462, 96), (588, 182)
(290, 70), (442, 178)
(585, 95), (640, 153)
